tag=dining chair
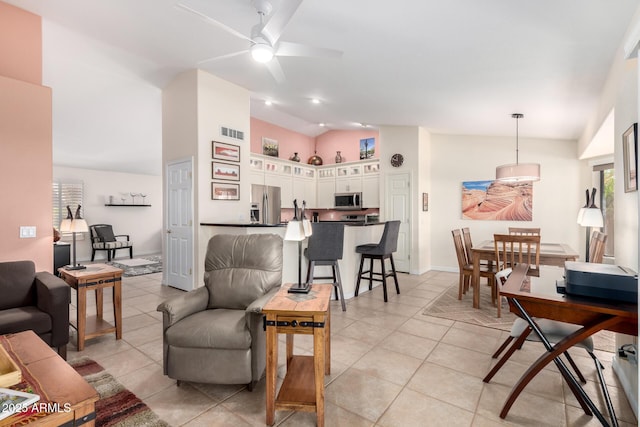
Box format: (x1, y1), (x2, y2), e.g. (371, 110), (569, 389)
(452, 229), (497, 300)
(508, 227), (541, 236)
(461, 227), (488, 267)
(493, 233), (541, 317)
(588, 231), (607, 263)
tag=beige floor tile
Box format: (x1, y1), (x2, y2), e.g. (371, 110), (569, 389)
(123, 322), (164, 347)
(377, 387), (474, 427)
(144, 383), (217, 426)
(337, 320), (394, 346)
(122, 312), (159, 332)
(358, 311), (410, 329)
(137, 337), (164, 362)
(67, 333), (133, 360)
(181, 405), (253, 427)
(99, 347), (156, 378)
(485, 359), (564, 402)
(562, 377), (637, 424)
(325, 368), (403, 422)
(329, 334), (375, 366)
(408, 362), (484, 412)
(398, 317), (451, 341)
(219, 378), (292, 427)
(117, 362), (175, 399)
(427, 342), (493, 378)
(352, 347), (422, 386)
(441, 327), (502, 355)
(189, 382), (247, 402)
(279, 401), (373, 427)
(379, 331), (438, 360)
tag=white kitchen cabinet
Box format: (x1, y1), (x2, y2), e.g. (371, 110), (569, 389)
(335, 177), (362, 193)
(362, 175), (380, 208)
(316, 179), (335, 209)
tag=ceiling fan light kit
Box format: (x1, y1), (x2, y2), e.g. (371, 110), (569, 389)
(496, 113), (541, 183)
(251, 40), (274, 63)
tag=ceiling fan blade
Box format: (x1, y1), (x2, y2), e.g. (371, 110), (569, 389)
(265, 58), (286, 84)
(261, 0), (303, 44)
(276, 41), (343, 59)
(197, 50), (249, 65)
(175, 3), (252, 43)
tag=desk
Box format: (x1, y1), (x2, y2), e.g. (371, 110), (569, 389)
(263, 284), (332, 427)
(58, 264), (123, 351)
(0, 331), (98, 426)
(470, 240), (578, 308)
(498, 264), (637, 425)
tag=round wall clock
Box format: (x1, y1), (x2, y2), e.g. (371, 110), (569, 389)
(390, 153), (404, 167)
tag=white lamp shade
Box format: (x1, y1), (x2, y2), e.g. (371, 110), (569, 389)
(576, 207), (586, 224)
(496, 163), (541, 182)
(70, 218), (89, 233)
(284, 220), (305, 241)
(59, 218), (72, 232)
(580, 208), (603, 227)
(302, 219), (313, 237)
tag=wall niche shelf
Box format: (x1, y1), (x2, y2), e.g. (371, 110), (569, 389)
(104, 204), (152, 207)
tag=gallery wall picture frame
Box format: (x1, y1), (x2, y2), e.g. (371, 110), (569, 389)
(212, 141), (240, 162)
(422, 193), (429, 212)
(623, 123), (638, 193)
(212, 161), (240, 181)
(359, 137), (375, 159)
(262, 137), (279, 157)
(211, 181), (240, 200)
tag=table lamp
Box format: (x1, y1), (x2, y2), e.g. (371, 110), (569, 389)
(285, 200), (312, 294)
(578, 188), (603, 262)
(60, 205), (89, 270)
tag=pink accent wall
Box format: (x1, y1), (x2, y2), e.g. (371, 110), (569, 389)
(315, 129), (379, 164)
(250, 118), (380, 166)
(0, 2), (42, 85)
(0, 2), (53, 272)
(250, 117), (315, 162)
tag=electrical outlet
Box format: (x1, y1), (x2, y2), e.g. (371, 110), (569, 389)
(19, 226), (36, 238)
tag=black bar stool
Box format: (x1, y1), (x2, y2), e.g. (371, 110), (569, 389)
(354, 220), (401, 302)
(305, 222), (346, 311)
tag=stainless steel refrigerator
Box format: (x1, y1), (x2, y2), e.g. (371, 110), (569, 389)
(250, 184), (281, 225)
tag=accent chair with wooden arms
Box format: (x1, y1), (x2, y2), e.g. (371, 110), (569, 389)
(0, 260), (71, 359)
(157, 233), (283, 390)
(90, 224), (133, 261)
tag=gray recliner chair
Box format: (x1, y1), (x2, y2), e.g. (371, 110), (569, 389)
(157, 233), (283, 390)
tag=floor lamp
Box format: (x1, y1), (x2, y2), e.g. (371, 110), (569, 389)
(577, 188), (603, 262)
(285, 200), (312, 294)
(59, 205), (89, 270)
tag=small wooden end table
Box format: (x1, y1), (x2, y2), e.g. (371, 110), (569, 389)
(0, 330), (99, 426)
(58, 264), (123, 351)
(262, 283), (332, 427)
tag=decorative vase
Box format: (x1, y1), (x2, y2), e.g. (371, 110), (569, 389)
(335, 151), (343, 163)
(289, 152), (300, 162)
(53, 228), (61, 242)
(307, 151), (323, 165)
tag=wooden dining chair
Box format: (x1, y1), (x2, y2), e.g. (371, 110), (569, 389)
(461, 227), (488, 267)
(508, 227), (541, 236)
(452, 229), (497, 300)
(493, 233), (541, 317)
(588, 231), (607, 263)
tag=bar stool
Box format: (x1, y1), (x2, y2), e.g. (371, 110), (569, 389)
(354, 220), (401, 302)
(305, 222), (346, 311)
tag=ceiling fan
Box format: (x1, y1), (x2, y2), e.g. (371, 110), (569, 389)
(176, 0), (343, 83)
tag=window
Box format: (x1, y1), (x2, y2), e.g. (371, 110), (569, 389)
(594, 163), (614, 257)
(52, 181), (84, 233)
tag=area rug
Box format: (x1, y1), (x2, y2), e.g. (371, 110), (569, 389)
(70, 357), (169, 427)
(423, 281), (615, 352)
(107, 255), (161, 277)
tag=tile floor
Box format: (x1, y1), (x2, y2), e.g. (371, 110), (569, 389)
(65, 269), (637, 427)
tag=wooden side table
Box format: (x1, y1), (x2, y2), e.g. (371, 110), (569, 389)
(262, 283), (332, 427)
(58, 264), (123, 351)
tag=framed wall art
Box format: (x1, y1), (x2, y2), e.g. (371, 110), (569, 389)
(212, 141), (240, 162)
(461, 180), (533, 221)
(359, 138), (375, 159)
(623, 123), (637, 193)
(211, 182), (239, 200)
(212, 161), (240, 181)
(262, 137), (279, 157)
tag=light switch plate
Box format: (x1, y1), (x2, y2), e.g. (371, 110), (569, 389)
(19, 226), (36, 238)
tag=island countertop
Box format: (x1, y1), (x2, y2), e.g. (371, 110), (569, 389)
(200, 221), (383, 227)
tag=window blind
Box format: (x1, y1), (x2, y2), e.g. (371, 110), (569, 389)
(52, 181), (84, 231)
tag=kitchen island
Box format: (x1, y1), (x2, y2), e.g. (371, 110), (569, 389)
(200, 221), (386, 299)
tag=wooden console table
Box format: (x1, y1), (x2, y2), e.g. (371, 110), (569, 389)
(58, 264), (123, 351)
(0, 331), (98, 426)
(263, 284), (332, 427)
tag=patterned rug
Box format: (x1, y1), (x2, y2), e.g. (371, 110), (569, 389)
(107, 255), (161, 277)
(70, 357), (169, 427)
(422, 281), (616, 352)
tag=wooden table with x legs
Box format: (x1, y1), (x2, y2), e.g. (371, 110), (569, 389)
(470, 240), (578, 308)
(497, 264), (637, 426)
(263, 283), (332, 427)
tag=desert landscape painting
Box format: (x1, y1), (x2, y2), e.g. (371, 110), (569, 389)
(462, 180), (533, 221)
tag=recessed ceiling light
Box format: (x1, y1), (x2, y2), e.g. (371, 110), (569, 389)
(319, 123), (326, 127)
(264, 100), (273, 106)
(311, 98), (321, 104)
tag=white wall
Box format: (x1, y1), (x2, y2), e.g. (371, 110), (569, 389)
(430, 134), (581, 270)
(54, 166), (162, 262)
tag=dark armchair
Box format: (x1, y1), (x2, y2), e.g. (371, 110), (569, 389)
(90, 224), (133, 261)
(0, 261), (71, 359)
(157, 233), (283, 390)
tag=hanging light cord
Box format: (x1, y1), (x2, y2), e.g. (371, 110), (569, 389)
(512, 113), (523, 165)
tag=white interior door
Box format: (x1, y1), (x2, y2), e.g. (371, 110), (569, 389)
(386, 173), (411, 272)
(166, 159), (194, 291)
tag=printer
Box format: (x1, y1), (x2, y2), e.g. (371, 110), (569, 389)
(557, 261), (638, 303)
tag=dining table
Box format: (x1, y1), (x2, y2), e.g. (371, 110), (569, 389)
(495, 263), (637, 426)
(470, 240), (579, 309)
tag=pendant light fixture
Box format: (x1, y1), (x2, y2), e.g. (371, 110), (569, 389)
(496, 113), (541, 182)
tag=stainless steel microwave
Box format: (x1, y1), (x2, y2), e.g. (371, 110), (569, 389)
(334, 192), (363, 210)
